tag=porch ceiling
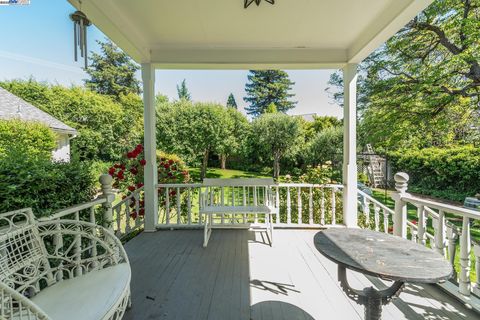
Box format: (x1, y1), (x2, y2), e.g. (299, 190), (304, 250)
(68, 0), (432, 69)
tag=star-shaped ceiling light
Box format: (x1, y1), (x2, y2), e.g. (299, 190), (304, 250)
(244, 0), (275, 9)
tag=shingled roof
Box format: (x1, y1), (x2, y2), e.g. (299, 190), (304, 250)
(0, 87), (77, 135)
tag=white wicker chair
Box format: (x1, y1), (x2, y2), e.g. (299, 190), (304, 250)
(0, 208), (131, 320)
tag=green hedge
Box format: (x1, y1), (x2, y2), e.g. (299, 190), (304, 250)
(389, 146), (480, 202)
(0, 119), (56, 160)
(0, 153), (97, 218)
(0, 80), (144, 162)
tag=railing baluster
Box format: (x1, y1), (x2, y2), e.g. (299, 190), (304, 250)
(187, 188), (192, 225)
(254, 186), (258, 223)
(364, 198), (370, 228)
(165, 187), (170, 225)
(474, 244), (480, 297)
(287, 186), (291, 224)
(434, 210), (446, 257)
(331, 188), (336, 225)
(297, 187), (302, 224)
(383, 208), (389, 233)
(176, 187), (181, 225)
(243, 186), (247, 206)
(417, 205), (426, 245)
(74, 211), (82, 277)
(320, 187), (325, 225)
(89, 207), (97, 269)
(446, 226), (458, 278)
(275, 186), (280, 224)
(459, 216), (471, 296)
(309, 187), (313, 225)
(374, 204), (380, 231)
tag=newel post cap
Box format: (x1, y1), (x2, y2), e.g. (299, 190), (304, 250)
(99, 174), (115, 201)
(394, 172), (409, 193)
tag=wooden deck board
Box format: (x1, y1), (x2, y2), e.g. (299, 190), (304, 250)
(123, 229), (478, 320)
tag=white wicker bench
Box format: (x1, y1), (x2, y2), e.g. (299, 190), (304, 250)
(200, 178), (277, 247)
(0, 208), (131, 320)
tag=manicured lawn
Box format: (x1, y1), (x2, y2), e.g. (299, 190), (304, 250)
(188, 167), (268, 182)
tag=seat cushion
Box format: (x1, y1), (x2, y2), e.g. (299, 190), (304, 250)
(31, 264), (130, 320)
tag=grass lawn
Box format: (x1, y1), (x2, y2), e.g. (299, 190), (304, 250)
(188, 167), (268, 182)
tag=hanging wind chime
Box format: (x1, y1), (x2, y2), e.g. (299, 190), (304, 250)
(70, 10), (91, 68)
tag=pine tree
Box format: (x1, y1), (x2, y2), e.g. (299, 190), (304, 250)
(226, 93), (238, 109)
(244, 70), (297, 117)
(177, 79), (191, 101)
(84, 39), (141, 97)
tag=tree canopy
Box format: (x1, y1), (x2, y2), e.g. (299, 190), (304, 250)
(0, 79), (144, 161)
(327, 0), (480, 149)
(177, 79), (192, 101)
(84, 39), (141, 98)
(251, 113), (304, 179)
(226, 93), (238, 109)
(157, 101), (240, 179)
(244, 70), (297, 117)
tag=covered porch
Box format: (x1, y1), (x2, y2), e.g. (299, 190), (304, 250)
(122, 229), (476, 320)
(46, 0), (480, 318)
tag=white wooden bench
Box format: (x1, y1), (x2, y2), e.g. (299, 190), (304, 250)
(0, 208), (131, 320)
(200, 178), (277, 247)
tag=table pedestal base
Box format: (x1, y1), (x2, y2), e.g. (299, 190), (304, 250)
(337, 265), (404, 320)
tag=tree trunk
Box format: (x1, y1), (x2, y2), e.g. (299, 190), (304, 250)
(201, 150), (209, 180)
(220, 154), (227, 170)
(273, 152), (281, 180)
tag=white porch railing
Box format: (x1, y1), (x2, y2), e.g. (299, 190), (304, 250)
(154, 183), (344, 229)
(360, 172), (480, 306)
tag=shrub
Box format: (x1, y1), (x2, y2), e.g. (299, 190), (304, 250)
(0, 119), (56, 160)
(389, 146), (480, 201)
(108, 145), (190, 219)
(0, 152), (96, 218)
(0, 80), (143, 162)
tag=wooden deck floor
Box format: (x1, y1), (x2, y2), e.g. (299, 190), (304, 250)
(122, 229), (477, 320)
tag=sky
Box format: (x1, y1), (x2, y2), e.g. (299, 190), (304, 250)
(0, 0), (342, 118)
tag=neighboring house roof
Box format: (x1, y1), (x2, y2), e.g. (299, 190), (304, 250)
(0, 87), (77, 135)
(294, 113), (317, 122)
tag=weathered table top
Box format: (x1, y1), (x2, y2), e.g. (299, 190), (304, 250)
(314, 228), (453, 283)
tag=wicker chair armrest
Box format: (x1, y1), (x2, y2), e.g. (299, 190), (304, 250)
(0, 281), (51, 320)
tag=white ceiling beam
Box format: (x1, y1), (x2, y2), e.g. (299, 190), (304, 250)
(347, 0), (433, 63)
(150, 48), (347, 70)
(67, 0), (151, 63)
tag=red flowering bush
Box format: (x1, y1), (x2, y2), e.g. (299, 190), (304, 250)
(109, 144), (146, 219)
(109, 145), (190, 220)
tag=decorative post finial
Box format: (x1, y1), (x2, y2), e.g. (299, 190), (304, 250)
(394, 172), (409, 194)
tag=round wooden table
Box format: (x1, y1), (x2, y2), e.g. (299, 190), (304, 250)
(314, 228), (453, 320)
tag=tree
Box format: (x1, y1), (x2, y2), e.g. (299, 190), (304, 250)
(244, 70), (297, 117)
(307, 126), (343, 166)
(265, 103), (277, 114)
(0, 80), (144, 161)
(217, 108), (250, 169)
(327, 0), (480, 149)
(226, 93), (238, 109)
(177, 79), (191, 101)
(156, 101), (233, 179)
(84, 39), (141, 97)
(251, 113), (303, 179)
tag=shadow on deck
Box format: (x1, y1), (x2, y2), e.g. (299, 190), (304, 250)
(122, 229), (476, 320)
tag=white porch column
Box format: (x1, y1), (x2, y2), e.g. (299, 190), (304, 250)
(142, 63), (158, 232)
(342, 63), (358, 227)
